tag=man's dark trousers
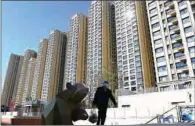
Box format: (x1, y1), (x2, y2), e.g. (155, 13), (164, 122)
(97, 107), (107, 125)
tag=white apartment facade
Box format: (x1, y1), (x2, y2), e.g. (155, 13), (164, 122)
(15, 49), (37, 105)
(31, 39), (48, 100)
(146, 0), (195, 91)
(22, 58), (36, 105)
(41, 30), (67, 103)
(114, 1), (144, 91)
(64, 14), (88, 86)
(87, 1), (104, 89)
(64, 14), (80, 84)
(86, 1), (117, 94)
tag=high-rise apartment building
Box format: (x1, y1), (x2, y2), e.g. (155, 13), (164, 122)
(41, 30), (67, 103)
(146, 1), (195, 91)
(31, 39), (48, 100)
(64, 13), (88, 86)
(22, 58), (37, 105)
(114, 1), (156, 92)
(15, 49), (37, 105)
(1, 54), (24, 106)
(87, 1), (117, 94)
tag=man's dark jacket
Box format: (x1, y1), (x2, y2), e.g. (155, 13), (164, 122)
(93, 86), (117, 109)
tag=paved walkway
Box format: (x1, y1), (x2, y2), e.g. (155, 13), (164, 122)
(137, 122), (195, 126)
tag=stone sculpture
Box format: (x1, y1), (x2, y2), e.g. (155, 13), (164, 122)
(42, 83), (89, 125)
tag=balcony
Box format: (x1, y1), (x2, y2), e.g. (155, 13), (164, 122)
(191, 1), (195, 6)
(175, 53), (185, 59)
(169, 25), (179, 32)
(192, 7), (195, 13)
(182, 68), (189, 73)
(178, 75), (190, 80)
(170, 11), (176, 16)
(180, 57), (186, 62)
(167, 9), (175, 15)
(172, 19), (178, 25)
(169, 2), (174, 9)
(165, 2), (172, 7)
(174, 28), (180, 34)
(178, 46), (184, 52)
(176, 37), (182, 42)
(173, 43), (184, 51)
(168, 17), (176, 23)
(171, 34), (181, 41)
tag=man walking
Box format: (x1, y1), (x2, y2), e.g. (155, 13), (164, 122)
(92, 81), (117, 125)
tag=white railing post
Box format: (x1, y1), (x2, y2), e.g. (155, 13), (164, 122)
(135, 108), (137, 119)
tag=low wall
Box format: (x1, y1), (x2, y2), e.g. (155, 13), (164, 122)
(11, 117), (41, 125)
(74, 88), (195, 125)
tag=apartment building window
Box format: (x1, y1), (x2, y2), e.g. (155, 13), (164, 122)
(170, 64), (174, 69)
(129, 54), (133, 58)
(158, 66), (167, 72)
(162, 19), (165, 24)
(124, 82), (129, 87)
(131, 81), (136, 85)
(182, 17), (190, 24)
(155, 47), (163, 53)
(149, 8), (157, 14)
(172, 42), (183, 48)
(129, 58), (134, 63)
(130, 75), (135, 80)
(169, 25), (178, 31)
(189, 46), (195, 53)
(136, 67), (142, 72)
(157, 56), (165, 63)
(178, 72), (188, 79)
(176, 61), (187, 69)
(130, 69), (135, 74)
(172, 74), (176, 80)
(167, 17), (176, 22)
(129, 48), (133, 53)
(130, 64), (134, 68)
(191, 58), (195, 63)
(159, 76), (168, 82)
(123, 61), (128, 65)
(178, 1), (185, 7)
(174, 52), (185, 59)
(184, 26), (193, 33)
(123, 65), (128, 70)
(124, 76), (129, 81)
(131, 87), (136, 91)
(128, 43), (133, 48)
(165, 36), (169, 41)
(153, 30), (161, 36)
(170, 34), (180, 40)
(187, 36), (195, 43)
(180, 8), (188, 15)
(148, 1), (156, 7)
(150, 15), (158, 21)
(152, 22), (160, 29)
(123, 55), (127, 60)
(137, 78), (143, 83)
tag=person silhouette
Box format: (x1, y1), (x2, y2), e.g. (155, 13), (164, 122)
(92, 81), (117, 125)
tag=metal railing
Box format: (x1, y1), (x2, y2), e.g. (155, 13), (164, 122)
(167, 9), (175, 15)
(170, 25), (179, 32)
(145, 105), (178, 124)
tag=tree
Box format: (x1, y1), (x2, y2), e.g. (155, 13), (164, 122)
(102, 67), (118, 95)
(84, 64), (119, 108)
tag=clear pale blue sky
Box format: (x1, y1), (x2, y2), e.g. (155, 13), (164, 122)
(2, 1), (91, 87)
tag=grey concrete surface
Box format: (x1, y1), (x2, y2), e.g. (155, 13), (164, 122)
(136, 122), (195, 126)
